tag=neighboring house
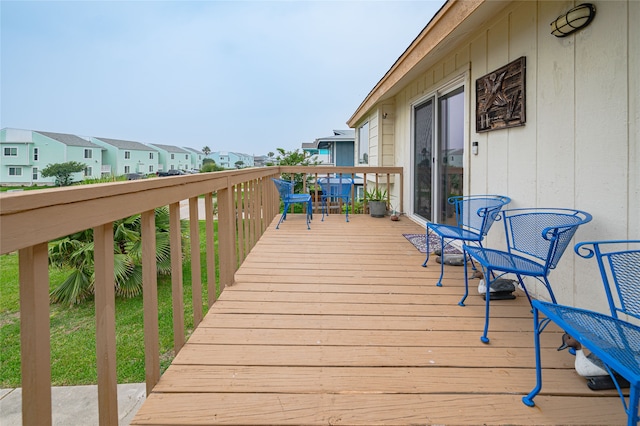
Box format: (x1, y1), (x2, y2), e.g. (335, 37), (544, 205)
(147, 143), (192, 172)
(302, 130), (355, 166)
(253, 155), (268, 167)
(347, 0), (638, 313)
(210, 151), (254, 169)
(183, 147), (204, 170)
(0, 128), (102, 185)
(92, 137), (159, 176)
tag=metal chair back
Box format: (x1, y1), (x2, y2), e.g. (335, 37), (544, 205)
(451, 195), (511, 236)
(575, 240), (640, 321)
(503, 208), (593, 274)
(317, 176), (353, 222)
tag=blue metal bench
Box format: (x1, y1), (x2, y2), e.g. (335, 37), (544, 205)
(523, 240), (640, 426)
(317, 176), (354, 222)
(271, 178), (312, 229)
(423, 195), (511, 287)
(462, 208), (592, 343)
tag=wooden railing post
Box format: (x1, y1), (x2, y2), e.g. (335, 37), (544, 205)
(141, 209), (160, 395)
(204, 193), (217, 307)
(169, 202), (185, 354)
(19, 243), (51, 426)
(217, 183), (237, 290)
(94, 223), (118, 425)
(189, 197), (203, 326)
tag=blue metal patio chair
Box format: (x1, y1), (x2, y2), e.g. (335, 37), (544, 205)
(523, 240), (640, 426)
(317, 176), (354, 222)
(422, 195), (511, 287)
(462, 208), (592, 343)
(271, 178), (312, 230)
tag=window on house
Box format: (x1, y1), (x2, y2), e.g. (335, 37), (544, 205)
(84, 149), (92, 159)
(149, 165), (154, 172)
(9, 167), (22, 176)
(33, 148), (39, 161)
(170, 164), (175, 170)
(4, 147), (17, 156)
(358, 122), (369, 164)
(124, 165), (130, 173)
(149, 152), (154, 159)
(124, 151), (131, 159)
(84, 167), (92, 176)
(32, 167), (38, 180)
(171, 154), (175, 160)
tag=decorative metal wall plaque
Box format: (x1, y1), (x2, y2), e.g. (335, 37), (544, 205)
(476, 56), (526, 132)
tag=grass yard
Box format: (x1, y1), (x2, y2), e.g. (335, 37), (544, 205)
(0, 221), (217, 388)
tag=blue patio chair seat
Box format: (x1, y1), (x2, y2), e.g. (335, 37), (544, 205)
(423, 194), (511, 287)
(462, 208), (592, 343)
(317, 176), (353, 222)
(523, 239), (640, 426)
(271, 178), (312, 229)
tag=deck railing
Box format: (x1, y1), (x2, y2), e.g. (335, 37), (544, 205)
(0, 165), (402, 425)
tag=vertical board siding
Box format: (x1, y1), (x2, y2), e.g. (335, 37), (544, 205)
(388, 0), (636, 314)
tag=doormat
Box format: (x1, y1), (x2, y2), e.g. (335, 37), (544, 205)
(403, 233), (462, 254)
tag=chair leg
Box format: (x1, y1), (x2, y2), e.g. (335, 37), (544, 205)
(345, 198), (349, 222)
(543, 277), (557, 304)
(436, 236), (446, 287)
(628, 385), (639, 426)
(460, 254), (470, 306)
(481, 268), (493, 343)
(522, 306), (543, 407)
(422, 230), (431, 268)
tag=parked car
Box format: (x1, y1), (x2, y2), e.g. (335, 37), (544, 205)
(126, 173), (144, 180)
(157, 169), (186, 177)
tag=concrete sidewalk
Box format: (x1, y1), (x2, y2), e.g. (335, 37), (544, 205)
(0, 383), (146, 425)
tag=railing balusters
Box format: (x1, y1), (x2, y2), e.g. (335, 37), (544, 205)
(1, 166), (403, 422)
(217, 184), (236, 291)
(204, 193), (217, 307)
(189, 197), (203, 327)
(94, 222), (118, 425)
(19, 242), (51, 426)
(141, 210), (160, 395)
(169, 202), (185, 354)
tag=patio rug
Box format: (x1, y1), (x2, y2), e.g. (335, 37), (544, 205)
(402, 233), (462, 254)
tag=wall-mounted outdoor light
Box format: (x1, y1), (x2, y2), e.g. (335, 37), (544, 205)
(550, 3), (596, 37)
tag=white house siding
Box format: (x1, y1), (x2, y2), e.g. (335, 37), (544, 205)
(357, 1), (639, 313)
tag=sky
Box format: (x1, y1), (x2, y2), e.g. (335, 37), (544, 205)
(1, 0), (445, 156)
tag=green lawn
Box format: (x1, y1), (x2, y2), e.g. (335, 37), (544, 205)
(0, 221), (217, 387)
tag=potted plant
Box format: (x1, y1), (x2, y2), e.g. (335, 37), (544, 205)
(364, 187), (388, 218)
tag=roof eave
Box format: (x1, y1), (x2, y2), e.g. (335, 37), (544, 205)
(347, 0), (491, 128)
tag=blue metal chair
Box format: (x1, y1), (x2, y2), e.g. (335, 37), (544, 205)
(523, 240), (640, 426)
(317, 176), (354, 222)
(271, 178), (312, 229)
(422, 195), (511, 287)
(462, 208), (592, 343)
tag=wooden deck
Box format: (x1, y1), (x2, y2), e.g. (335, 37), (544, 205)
(131, 214), (628, 425)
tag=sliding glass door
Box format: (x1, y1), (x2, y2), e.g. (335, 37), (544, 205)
(413, 85), (465, 224)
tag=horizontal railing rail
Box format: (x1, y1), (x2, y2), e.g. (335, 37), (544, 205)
(0, 165), (402, 425)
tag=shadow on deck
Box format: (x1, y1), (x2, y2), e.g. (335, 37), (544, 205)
(131, 214), (627, 425)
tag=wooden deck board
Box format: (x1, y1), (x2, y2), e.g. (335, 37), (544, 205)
(131, 215), (628, 425)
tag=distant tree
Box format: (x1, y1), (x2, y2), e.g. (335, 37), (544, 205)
(234, 160), (245, 169)
(202, 146), (211, 156)
(41, 161), (86, 186)
(201, 160), (224, 172)
(272, 148), (321, 192)
(265, 151), (276, 166)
